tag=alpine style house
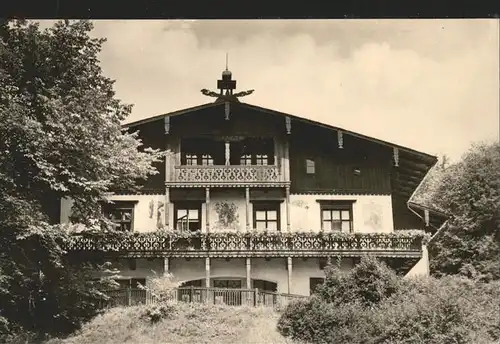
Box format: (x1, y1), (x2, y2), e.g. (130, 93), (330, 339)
(63, 65), (447, 297)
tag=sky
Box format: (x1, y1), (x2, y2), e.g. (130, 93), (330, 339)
(43, 20), (499, 162)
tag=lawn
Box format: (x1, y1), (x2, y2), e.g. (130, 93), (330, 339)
(45, 303), (301, 344)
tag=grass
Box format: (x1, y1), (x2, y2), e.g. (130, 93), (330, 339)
(45, 303), (302, 344)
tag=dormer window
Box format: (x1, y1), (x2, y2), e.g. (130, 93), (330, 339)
(102, 201), (138, 231)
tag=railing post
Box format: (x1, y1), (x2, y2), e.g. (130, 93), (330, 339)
(254, 288), (259, 307)
(189, 286), (194, 303)
(127, 288), (132, 306)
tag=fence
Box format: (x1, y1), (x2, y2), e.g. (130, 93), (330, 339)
(99, 287), (307, 309)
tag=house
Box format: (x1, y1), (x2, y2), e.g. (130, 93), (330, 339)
(62, 67), (447, 297)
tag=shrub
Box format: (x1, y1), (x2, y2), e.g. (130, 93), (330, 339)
(317, 255), (401, 306)
(276, 296), (368, 344)
(137, 272), (181, 303)
(142, 303), (177, 324)
(277, 257), (500, 344)
(368, 276), (500, 344)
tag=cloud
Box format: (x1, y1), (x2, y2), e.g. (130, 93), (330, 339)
(39, 20), (499, 162)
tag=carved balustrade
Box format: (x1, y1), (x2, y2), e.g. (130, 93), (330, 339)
(68, 231), (424, 258)
(170, 165), (285, 186)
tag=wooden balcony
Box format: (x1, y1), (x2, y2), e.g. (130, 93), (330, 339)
(68, 231), (425, 259)
(167, 165), (288, 187)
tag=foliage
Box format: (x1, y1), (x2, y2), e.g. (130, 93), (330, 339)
(317, 255), (401, 307)
(427, 142), (500, 281)
(142, 303), (177, 324)
(277, 258), (500, 344)
(0, 19), (164, 340)
(44, 303), (298, 344)
(136, 271), (181, 304)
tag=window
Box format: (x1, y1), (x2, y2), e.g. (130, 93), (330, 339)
(253, 202), (281, 231)
(102, 201), (137, 231)
(255, 154), (269, 166)
(232, 138), (275, 165)
(240, 154), (252, 165)
(185, 154), (198, 165)
(181, 138), (224, 165)
(318, 201), (355, 233)
(180, 279), (203, 287)
(309, 278), (325, 295)
(306, 159), (315, 174)
(174, 202), (202, 231)
(253, 279), (277, 292)
(201, 154), (214, 166)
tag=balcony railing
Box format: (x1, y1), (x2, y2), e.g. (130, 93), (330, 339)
(99, 287), (307, 309)
(170, 165), (285, 185)
(67, 231), (425, 258)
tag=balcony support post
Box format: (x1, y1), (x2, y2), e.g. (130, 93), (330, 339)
(163, 257), (170, 276)
(285, 186), (291, 231)
(245, 187), (250, 231)
(246, 258), (251, 289)
(205, 187), (210, 232)
(165, 187), (170, 230)
(205, 257), (210, 287)
(225, 141), (230, 165)
(287, 257), (293, 294)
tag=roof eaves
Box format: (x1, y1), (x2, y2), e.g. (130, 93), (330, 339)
(237, 102), (437, 163)
(121, 102), (219, 129)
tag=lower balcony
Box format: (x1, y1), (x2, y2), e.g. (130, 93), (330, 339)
(67, 230), (425, 259)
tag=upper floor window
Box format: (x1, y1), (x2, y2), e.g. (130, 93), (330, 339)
(181, 138), (224, 165)
(232, 138), (275, 165)
(102, 201), (137, 231)
(253, 201), (281, 231)
(174, 202), (202, 231)
(185, 154), (198, 165)
(318, 200), (355, 233)
(306, 159), (315, 174)
(255, 154), (269, 166)
(240, 154), (252, 165)
(201, 154), (214, 166)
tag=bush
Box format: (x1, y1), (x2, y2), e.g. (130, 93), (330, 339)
(368, 277), (500, 344)
(317, 255), (401, 306)
(277, 257), (500, 344)
(142, 303), (177, 324)
(277, 296), (368, 344)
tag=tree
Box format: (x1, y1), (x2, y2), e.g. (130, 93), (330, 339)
(0, 20), (164, 339)
(427, 142), (500, 281)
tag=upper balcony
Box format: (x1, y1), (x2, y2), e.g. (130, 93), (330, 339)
(166, 136), (290, 188)
(172, 165), (285, 187)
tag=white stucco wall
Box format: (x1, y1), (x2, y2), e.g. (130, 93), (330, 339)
(61, 191), (395, 233)
(289, 194), (394, 233)
(60, 194), (166, 232)
(406, 245), (430, 277)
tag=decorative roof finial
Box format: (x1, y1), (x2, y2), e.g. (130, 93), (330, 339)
(200, 57), (255, 102)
